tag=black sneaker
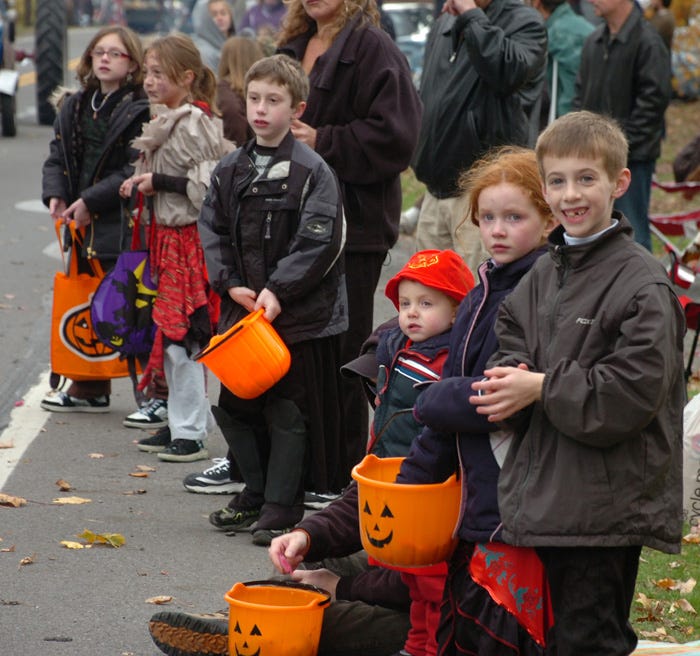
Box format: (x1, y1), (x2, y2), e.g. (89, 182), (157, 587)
(158, 439), (209, 463)
(137, 427), (171, 453)
(149, 610), (229, 656)
(209, 506), (260, 530)
(40, 390), (110, 413)
(304, 490), (342, 510)
(123, 398), (168, 429)
(251, 527), (292, 547)
(183, 458), (245, 494)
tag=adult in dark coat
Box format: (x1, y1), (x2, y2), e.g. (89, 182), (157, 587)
(276, 0), (423, 489)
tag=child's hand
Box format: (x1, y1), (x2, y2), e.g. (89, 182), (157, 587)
(268, 530), (308, 574)
(62, 198), (92, 228)
(119, 178), (134, 198)
(291, 568), (339, 600)
(49, 197), (67, 222)
(469, 364), (544, 422)
(255, 288), (281, 322)
(228, 286), (256, 312)
(132, 173), (155, 196)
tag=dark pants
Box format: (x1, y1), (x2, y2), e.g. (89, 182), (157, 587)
(339, 251), (387, 477)
(614, 160), (654, 252)
(536, 545), (642, 656)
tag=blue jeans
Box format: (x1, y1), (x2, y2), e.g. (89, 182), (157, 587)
(614, 160), (655, 251)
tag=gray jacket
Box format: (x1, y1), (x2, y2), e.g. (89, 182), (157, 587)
(491, 217), (685, 554)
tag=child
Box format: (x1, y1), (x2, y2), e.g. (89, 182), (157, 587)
(41, 26), (150, 415)
(398, 147), (558, 655)
(216, 36), (265, 145)
(198, 54), (348, 546)
(471, 112), (685, 654)
(192, 0), (236, 72)
(119, 33), (233, 463)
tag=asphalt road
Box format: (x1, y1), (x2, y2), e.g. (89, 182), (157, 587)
(0, 26), (413, 656)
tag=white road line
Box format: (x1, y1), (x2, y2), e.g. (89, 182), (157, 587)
(0, 370), (51, 490)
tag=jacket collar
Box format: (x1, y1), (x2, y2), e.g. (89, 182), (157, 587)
(548, 211), (633, 268)
(595, 3), (642, 44)
(478, 246), (547, 292)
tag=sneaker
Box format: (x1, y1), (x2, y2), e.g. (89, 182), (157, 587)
(183, 458), (245, 494)
(158, 439), (209, 463)
(251, 527), (292, 547)
(137, 427), (171, 453)
(209, 506), (260, 530)
(123, 398), (168, 429)
(149, 610), (228, 656)
(40, 390), (109, 413)
(304, 490), (342, 510)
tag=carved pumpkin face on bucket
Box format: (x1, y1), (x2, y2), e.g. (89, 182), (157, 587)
(61, 300), (116, 358)
(231, 619), (262, 656)
(362, 499), (394, 548)
(352, 455), (461, 567)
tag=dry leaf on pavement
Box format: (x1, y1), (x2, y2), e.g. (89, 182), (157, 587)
(0, 493), (27, 507)
(52, 496), (91, 505)
(146, 596), (173, 605)
(55, 479), (72, 491)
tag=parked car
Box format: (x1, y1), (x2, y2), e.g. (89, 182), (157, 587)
(0, 0), (17, 136)
(383, 1), (433, 87)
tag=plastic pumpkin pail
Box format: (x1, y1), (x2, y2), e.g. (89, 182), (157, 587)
(194, 309), (291, 399)
(224, 580), (330, 656)
(351, 454), (460, 567)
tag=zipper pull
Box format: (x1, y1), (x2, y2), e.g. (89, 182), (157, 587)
(264, 212), (272, 240)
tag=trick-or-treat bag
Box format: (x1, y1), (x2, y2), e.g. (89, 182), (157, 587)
(682, 394), (700, 529)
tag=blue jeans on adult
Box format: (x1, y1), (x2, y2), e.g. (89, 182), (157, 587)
(614, 160), (655, 251)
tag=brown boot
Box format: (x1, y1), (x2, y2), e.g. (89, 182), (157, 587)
(149, 610), (228, 656)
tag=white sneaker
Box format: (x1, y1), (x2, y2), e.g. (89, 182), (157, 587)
(123, 398), (168, 429)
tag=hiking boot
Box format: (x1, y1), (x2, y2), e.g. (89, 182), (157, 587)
(304, 490), (342, 510)
(137, 427), (172, 453)
(251, 527), (292, 547)
(40, 390), (110, 413)
(157, 439), (208, 463)
(149, 609), (228, 656)
(209, 506), (260, 530)
(183, 458), (245, 494)
(249, 502), (303, 546)
(123, 398), (168, 429)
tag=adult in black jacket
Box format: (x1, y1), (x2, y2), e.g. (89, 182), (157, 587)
(277, 0), (422, 486)
(412, 0), (547, 275)
(572, 0), (672, 251)
(41, 26), (150, 411)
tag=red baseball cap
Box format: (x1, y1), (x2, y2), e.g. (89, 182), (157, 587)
(385, 249), (475, 310)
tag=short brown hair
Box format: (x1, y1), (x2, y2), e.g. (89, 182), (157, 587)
(77, 26), (144, 90)
(536, 111), (629, 181)
(244, 54), (309, 107)
(459, 146), (553, 227)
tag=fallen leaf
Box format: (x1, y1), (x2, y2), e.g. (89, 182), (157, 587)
(77, 529), (125, 548)
(135, 465), (156, 472)
(13, 400), (24, 407)
(122, 489), (147, 495)
(677, 599), (697, 614)
(88, 453), (104, 459)
(1, 545), (16, 553)
(682, 532), (700, 544)
(52, 496), (91, 505)
(146, 595), (173, 605)
(129, 472), (149, 478)
(0, 440), (13, 449)
(669, 561), (681, 569)
(55, 479), (72, 492)
(60, 541), (85, 550)
(653, 578), (676, 590)
(19, 555), (34, 566)
(0, 493), (27, 507)
(4, 293), (15, 299)
(673, 578), (697, 595)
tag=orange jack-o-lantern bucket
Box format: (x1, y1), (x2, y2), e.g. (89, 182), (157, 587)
(194, 309), (291, 399)
(351, 454), (461, 567)
(224, 580), (330, 656)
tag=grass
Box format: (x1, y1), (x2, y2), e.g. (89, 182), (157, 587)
(400, 99), (700, 644)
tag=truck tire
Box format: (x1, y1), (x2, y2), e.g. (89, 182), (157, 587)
(0, 93), (16, 137)
(35, 0), (67, 126)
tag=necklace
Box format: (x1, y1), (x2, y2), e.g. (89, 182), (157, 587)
(90, 89), (112, 119)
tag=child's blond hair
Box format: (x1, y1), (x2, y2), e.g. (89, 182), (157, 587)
(459, 146), (554, 227)
(535, 111), (629, 182)
(244, 54), (309, 107)
(218, 36), (265, 96)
